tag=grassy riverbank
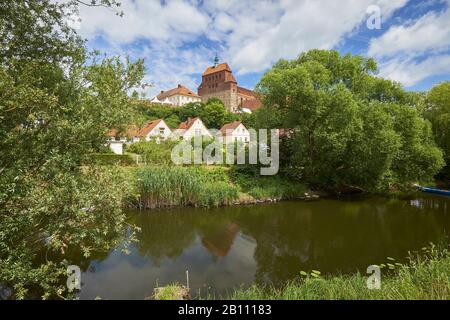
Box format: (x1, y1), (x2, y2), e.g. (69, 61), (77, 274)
(154, 247), (450, 300)
(121, 165), (308, 209)
(226, 248), (450, 300)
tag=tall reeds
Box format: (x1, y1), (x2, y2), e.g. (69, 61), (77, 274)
(135, 166), (239, 208)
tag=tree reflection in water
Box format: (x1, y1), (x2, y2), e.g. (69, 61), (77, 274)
(78, 195), (450, 299)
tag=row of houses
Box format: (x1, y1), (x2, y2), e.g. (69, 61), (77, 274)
(107, 118), (250, 155)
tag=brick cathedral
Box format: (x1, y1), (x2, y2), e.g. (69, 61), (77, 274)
(198, 57), (261, 113)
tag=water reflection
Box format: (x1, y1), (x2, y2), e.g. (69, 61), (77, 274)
(78, 195), (450, 299)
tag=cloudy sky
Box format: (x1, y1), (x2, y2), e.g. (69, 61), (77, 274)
(72, 0), (450, 96)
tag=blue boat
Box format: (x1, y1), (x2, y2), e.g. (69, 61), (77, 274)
(415, 185), (450, 197)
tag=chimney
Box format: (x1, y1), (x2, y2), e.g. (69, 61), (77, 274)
(178, 84), (182, 88)
(160, 90), (164, 94)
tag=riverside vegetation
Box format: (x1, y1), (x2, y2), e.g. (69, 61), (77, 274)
(1, 0), (450, 299)
(152, 246), (450, 300)
(227, 246), (450, 300)
(117, 164), (308, 209)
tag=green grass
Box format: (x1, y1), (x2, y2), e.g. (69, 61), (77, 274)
(89, 153), (135, 166)
(130, 165), (309, 208)
(225, 247), (450, 300)
(153, 284), (189, 300)
(229, 168), (308, 200)
(135, 166), (239, 208)
(127, 140), (180, 165)
(116, 159), (309, 209)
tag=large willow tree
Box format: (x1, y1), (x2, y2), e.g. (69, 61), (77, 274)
(0, 1), (144, 299)
(255, 50), (444, 191)
(425, 81), (450, 179)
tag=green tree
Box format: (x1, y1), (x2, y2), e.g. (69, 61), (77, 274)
(256, 50), (444, 190)
(201, 99), (231, 129)
(178, 101), (205, 121)
(425, 81), (450, 178)
(0, 0), (143, 299)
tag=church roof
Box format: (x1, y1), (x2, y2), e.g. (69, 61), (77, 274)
(202, 63), (232, 76)
(237, 86), (258, 98)
(242, 99), (262, 111)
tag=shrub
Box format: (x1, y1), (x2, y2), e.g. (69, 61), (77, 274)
(128, 140), (179, 165)
(90, 153), (135, 166)
(227, 247), (450, 300)
(229, 167), (307, 200)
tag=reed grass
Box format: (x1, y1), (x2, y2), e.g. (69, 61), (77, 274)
(135, 166), (239, 208)
(225, 247), (450, 300)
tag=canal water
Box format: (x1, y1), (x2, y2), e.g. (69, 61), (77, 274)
(78, 195), (450, 299)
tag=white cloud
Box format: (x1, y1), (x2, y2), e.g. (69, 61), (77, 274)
(377, 55), (450, 86)
(124, 41), (217, 97)
(367, 0), (450, 86)
(76, 0), (209, 44)
(229, 0), (408, 74)
(368, 6), (450, 57)
(71, 0), (420, 91)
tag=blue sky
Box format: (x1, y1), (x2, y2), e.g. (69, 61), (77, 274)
(73, 0), (450, 96)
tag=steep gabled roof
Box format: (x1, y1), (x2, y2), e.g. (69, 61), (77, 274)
(237, 86), (258, 98)
(139, 119), (170, 137)
(107, 125), (140, 138)
(242, 99), (262, 111)
(177, 117), (201, 130)
(157, 84), (200, 100)
(220, 121), (245, 135)
(202, 62), (232, 76)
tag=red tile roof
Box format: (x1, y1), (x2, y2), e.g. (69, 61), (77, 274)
(139, 119), (165, 137)
(220, 121), (244, 135)
(237, 86), (257, 98)
(157, 84), (199, 100)
(177, 117), (200, 130)
(242, 99), (262, 111)
(107, 125), (140, 138)
(202, 63), (232, 76)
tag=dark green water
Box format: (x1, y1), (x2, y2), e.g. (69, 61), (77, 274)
(78, 195), (450, 299)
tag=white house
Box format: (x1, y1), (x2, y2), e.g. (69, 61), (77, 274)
(219, 121), (250, 144)
(150, 96), (172, 105)
(154, 84), (201, 107)
(173, 117), (212, 140)
(139, 119), (172, 141)
(108, 141), (124, 155)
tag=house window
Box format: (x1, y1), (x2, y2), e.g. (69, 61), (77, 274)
(195, 128), (201, 136)
(159, 128), (165, 135)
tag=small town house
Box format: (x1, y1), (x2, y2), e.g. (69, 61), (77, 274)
(219, 121), (250, 144)
(139, 119), (172, 141)
(173, 117), (212, 140)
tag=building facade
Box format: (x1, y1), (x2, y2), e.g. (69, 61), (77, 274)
(173, 117), (212, 140)
(219, 121), (250, 144)
(198, 62), (261, 113)
(155, 84), (201, 106)
(139, 119), (172, 141)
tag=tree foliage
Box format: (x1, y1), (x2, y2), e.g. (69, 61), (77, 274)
(0, 0), (143, 298)
(256, 50), (444, 190)
(425, 81), (450, 178)
(135, 98), (238, 129)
